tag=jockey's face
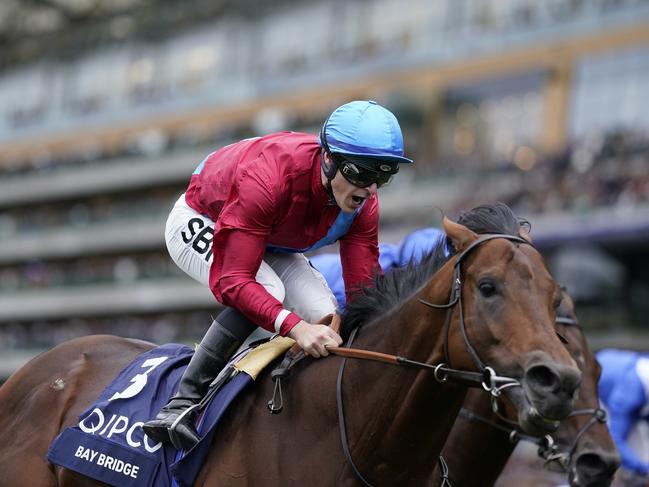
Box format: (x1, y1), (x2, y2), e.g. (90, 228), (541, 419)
(323, 152), (378, 213)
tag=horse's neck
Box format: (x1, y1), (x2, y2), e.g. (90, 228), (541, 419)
(342, 264), (469, 484)
(356, 260), (455, 362)
(440, 389), (518, 486)
(342, 357), (468, 484)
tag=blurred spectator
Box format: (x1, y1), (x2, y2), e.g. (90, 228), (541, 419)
(113, 257), (139, 283)
(452, 128), (649, 217)
(0, 251), (179, 292)
(3, 127), (647, 219)
(597, 348), (649, 486)
(1, 186), (179, 237)
(24, 260), (49, 288)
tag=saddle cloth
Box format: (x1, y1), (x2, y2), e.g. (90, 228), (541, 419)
(47, 337), (294, 487)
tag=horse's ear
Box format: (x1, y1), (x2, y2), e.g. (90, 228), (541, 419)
(519, 225), (533, 244)
(443, 216), (478, 253)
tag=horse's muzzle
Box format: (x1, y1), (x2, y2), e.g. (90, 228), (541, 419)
(569, 448), (620, 487)
(516, 353), (581, 435)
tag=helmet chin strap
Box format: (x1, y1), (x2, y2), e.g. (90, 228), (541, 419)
(321, 149), (338, 206)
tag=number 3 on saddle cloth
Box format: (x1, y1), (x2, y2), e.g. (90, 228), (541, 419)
(47, 338), (294, 487)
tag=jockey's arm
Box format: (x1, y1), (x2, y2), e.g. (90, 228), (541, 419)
(339, 197), (380, 304)
(608, 379), (649, 475)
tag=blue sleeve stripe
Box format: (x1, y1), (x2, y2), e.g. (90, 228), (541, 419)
(193, 158), (207, 175)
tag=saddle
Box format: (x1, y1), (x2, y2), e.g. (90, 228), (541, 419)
(47, 313), (341, 487)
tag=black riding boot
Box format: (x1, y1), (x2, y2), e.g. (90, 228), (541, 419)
(142, 309), (254, 451)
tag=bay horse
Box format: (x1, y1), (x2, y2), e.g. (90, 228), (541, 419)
(0, 204), (581, 486)
(432, 290), (619, 487)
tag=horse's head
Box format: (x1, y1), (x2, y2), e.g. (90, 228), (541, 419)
(548, 292), (620, 487)
(437, 205), (581, 436)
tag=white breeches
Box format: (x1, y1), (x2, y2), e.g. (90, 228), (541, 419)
(164, 195), (337, 338)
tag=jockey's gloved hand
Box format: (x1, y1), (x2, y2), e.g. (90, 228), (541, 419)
(288, 321), (342, 358)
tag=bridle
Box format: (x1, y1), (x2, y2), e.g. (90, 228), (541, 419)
(332, 233), (531, 486)
(543, 406), (608, 471)
(458, 316), (608, 473)
(536, 316), (608, 471)
(537, 315), (609, 471)
(458, 401), (608, 473)
(417, 233), (530, 395)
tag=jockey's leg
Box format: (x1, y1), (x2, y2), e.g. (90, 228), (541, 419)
(142, 307), (254, 450)
(265, 252), (338, 321)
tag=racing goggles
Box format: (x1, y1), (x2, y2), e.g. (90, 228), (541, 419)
(334, 155), (399, 188)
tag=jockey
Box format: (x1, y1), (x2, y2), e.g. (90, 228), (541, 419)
(310, 226), (446, 309)
(597, 348), (649, 482)
(143, 100), (413, 450)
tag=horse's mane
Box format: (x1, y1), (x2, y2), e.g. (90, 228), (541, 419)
(341, 202), (527, 337)
(341, 240), (450, 336)
(456, 202), (529, 236)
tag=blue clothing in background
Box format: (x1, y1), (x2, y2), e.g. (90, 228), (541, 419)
(397, 227), (447, 267)
(311, 242), (398, 309)
(311, 227), (446, 309)
(597, 348), (649, 475)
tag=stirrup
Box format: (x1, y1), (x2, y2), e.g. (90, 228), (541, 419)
(168, 404), (201, 451)
(142, 421), (172, 444)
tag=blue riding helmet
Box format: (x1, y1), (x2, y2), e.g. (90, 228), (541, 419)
(319, 100), (413, 165)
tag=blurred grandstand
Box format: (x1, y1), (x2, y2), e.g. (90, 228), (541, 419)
(1, 0), (648, 378)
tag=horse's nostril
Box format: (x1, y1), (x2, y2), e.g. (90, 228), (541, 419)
(576, 453), (606, 473)
(525, 364), (559, 390)
(561, 365), (582, 394)
(525, 363), (581, 398)
(575, 451), (620, 480)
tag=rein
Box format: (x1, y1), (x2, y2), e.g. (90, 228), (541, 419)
(333, 233), (527, 486)
(328, 346), (517, 391)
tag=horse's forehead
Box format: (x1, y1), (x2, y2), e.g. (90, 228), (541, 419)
(470, 239), (544, 274)
(466, 240), (559, 300)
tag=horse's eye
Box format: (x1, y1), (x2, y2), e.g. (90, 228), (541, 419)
(478, 280), (497, 297)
